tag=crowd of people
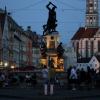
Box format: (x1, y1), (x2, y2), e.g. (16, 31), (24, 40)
(0, 66), (100, 95)
(67, 66), (100, 90)
(0, 72), (37, 88)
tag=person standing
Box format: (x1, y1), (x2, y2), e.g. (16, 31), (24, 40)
(70, 66), (77, 90)
(42, 65), (49, 95)
(48, 66), (55, 95)
(48, 58), (55, 95)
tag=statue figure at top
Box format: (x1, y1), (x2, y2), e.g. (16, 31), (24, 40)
(43, 2), (57, 35)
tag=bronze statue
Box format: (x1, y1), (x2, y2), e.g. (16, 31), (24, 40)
(57, 42), (64, 58)
(40, 41), (47, 57)
(43, 2), (57, 35)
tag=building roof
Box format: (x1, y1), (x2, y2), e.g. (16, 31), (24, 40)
(0, 9), (23, 34)
(95, 55), (100, 62)
(0, 13), (6, 33)
(71, 27), (99, 40)
(0, 8), (5, 13)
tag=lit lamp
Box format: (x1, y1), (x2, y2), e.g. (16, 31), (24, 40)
(4, 62), (8, 67)
(11, 65), (15, 69)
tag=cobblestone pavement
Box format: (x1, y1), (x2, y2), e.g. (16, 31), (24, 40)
(0, 85), (100, 100)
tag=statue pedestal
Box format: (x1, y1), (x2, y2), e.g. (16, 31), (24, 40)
(41, 31), (64, 72)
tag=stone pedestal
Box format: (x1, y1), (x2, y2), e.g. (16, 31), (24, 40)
(41, 31), (64, 72)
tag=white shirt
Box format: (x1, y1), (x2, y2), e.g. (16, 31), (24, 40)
(42, 68), (48, 79)
(70, 68), (77, 79)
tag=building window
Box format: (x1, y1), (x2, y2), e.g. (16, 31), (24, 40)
(33, 49), (39, 54)
(86, 41), (89, 58)
(90, 3), (93, 7)
(90, 17), (93, 20)
(93, 59), (95, 62)
(76, 42), (79, 58)
(91, 41), (94, 57)
(98, 41), (100, 52)
(90, 22), (93, 25)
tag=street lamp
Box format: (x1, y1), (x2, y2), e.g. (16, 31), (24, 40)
(11, 65), (14, 69)
(4, 62), (8, 67)
(11, 65), (15, 72)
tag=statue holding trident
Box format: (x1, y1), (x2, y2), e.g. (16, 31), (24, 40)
(43, 2), (57, 35)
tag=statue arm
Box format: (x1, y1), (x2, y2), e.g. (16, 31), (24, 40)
(50, 2), (57, 8)
(46, 2), (51, 10)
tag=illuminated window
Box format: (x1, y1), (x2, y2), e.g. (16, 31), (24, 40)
(98, 41), (100, 52)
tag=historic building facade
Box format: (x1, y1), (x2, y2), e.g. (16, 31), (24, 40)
(71, 0), (100, 70)
(0, 8), (40, 70)
(0, 8), (23, 69)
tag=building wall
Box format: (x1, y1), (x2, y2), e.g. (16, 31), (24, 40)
(44, 34), (59, 49)
(89, 56), (100, 72)
(72, 33), (100, 59)
(0, 9), (40, 70)
(26, 38), (33, 66)
(20, 33), (28, 67)
(32, 47), (41, 68)
(63, 44), (77, 71)
(77, 63), (89, 71)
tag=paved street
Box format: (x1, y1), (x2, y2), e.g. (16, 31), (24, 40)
(0, 86), (100, 100)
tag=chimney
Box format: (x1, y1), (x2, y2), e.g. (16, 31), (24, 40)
(27, 26), (31, 31)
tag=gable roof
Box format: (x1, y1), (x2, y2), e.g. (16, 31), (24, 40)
(71, 27), (99, 40)
(95, 55), (100, 62)
(0, 8), (23, 34)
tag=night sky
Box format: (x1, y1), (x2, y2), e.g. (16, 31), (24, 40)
(0, 0), (99, 44)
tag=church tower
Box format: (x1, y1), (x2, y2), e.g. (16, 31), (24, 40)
(86, 0), (99, 28)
